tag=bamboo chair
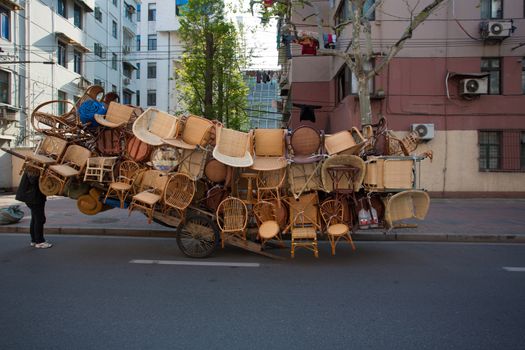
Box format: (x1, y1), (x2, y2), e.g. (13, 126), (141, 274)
(132, 108), (180, 146)
(285, 192), (320, 258)
(257, 167), (286, 206)
(383, 190), (430, 232)
(94, 102), (136, 129)
(162, 114), (214, 150)
(104, 160), (142, 208)
(250, 129), (287, 171)
(324, 127), (366, 156)
(216, 197), (248, 248)
(24, 136), (68, 172)
(252, 201), (284, 249)
(128, 169), (169, 224)
(163, 173), (196, 221)
(320, 199), (356, 255)
(212, 127), (253, 168)
(40, 144), (92, 196)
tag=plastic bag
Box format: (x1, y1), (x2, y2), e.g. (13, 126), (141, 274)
(0, 205), (25, 225)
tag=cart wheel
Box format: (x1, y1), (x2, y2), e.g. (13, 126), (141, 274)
(176, 213), (218, 258)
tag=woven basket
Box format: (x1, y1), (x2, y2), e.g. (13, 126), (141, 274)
(321, 155), (365, 193)
(324, 128), (365, 156)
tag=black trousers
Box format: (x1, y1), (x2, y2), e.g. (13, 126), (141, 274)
(28, 204), (46, 244)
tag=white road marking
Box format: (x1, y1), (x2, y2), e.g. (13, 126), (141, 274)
(502, 267), (525, 272)
(130, 259), (260, 268)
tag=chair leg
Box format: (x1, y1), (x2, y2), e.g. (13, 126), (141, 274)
(291, 238), (295, 258)
(347, 233), (356, 251)
(328, 235), (336, 256)
(313, 240), (319, 258)
(221, 232), (225, 249)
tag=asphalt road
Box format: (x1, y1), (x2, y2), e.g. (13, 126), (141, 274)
(1, 233), (524, 350)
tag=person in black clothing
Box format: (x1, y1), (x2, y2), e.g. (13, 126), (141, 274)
(15, 169), (52, 249)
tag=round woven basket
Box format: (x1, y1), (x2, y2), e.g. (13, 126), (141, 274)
(38, 175), (61, 196)
(77, 193), (103, 215)
(127, 135), (152, 162)
(204, 159), (227, 183)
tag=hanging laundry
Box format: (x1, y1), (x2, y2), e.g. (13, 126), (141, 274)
(293, 103), (321, 123)
(323, 33), (337, 49)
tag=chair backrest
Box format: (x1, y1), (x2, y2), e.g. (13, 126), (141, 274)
(163, 173), (196, 210)
(288, 192), (319, 228)
(118, 160), (141, 185)
(257, 168), (286, 188)
(181, 115), (214, 147)
(148, 109), (179, 138)
(319, 199), (344, 227)
(75, 85), (104, 110)
(216, 197), (248, 231)
(178, 148), (207, 180)
(137, 169), (168, 195)
(105, 102), (136, 125)
(325, 127), (365, 155)
(38, 136), (68, 160)
(216, 127), (251, 158)
(254, 129), (285, 157)
(60, 145), (91, 171)
(253, 201), (277, 226)
(289, 125), (322, 156)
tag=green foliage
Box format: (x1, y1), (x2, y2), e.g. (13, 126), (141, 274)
(176, 0), (249, 130)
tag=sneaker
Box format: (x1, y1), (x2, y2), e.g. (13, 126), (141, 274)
(30, 242), (36, 247)
(35, 242), (53, 249)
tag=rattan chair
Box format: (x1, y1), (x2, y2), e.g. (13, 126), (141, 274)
(253, 201), (284, 249)
(23, 136), (68, 172)
(257, 168), (286, 206)
(128, 169), (169, 224)
(320, 199), (355, 255)
(363, 156), (416, 192)
(212, 127), (253, 168)
(251, 129), (287, 171)
(94, 102), (136, 129)
(132, 108), (180, 146)
(178, 148), (208, 180)
(321, 155), (366, 193)
(285, 192), (320, 258)
(39, 144), (92, 196)
(163, 173), (196, 221)
(216, 197), (248, 248)
(83, 157), (118, 183)
(163, 114), (214, 150)
(384, 190), (430, 231)
(104, 160), (142, 208)
(324, 127), (366, 156)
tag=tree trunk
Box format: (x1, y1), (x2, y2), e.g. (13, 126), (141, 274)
(217, 63), (224, 124)
(204, 31), (214, 120)
(357, 74), (372, 125)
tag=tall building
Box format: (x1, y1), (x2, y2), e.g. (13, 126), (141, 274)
(277, 0), (525, 196)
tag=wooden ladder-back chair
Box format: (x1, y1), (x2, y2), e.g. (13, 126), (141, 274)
(40, 144), (92, 196)
(212, 127), (253, 168)
(216, 197), (248, 248)
(285, 192), (320, 258)
(251, 129), (287, 171)
(320, 199), (356, 255)
(163, 114), (214, 150)
(128, 169), (169, 224)
(94, 102), (136, 129)
(257, 167), (286, 206)
(132, 108), (180, 146)
(83, 157), (118, 183)
(104, 160), (142, 208)
(163, 172), (196, 220)
(253, 201), (283, 249)
(324, 127), (366, 156)
(24, 136), (68, 172)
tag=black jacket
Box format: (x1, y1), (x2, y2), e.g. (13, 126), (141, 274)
(15, 172), (46, 206)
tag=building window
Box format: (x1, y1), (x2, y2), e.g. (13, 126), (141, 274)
(136, 35), (141, 51)
(112, 53), (117, 70)
(94, 43), (104, 58)
(148, 3), (156, 21)
(112, 20), (118, 39)
(112, 84), (117, 93)
(137, 4), (141, 21)
(0, 6), (10, 40)
(335, 0), (374, 27)
(93, 78), (104, 89)
(136, 63), (140, 79)
(0, 70), (9, 104)
(94, 6), (102, 22)
(73, 50), (82, 74)
(136, 90), (140, 106)
(113, 0), (118, 7)
(57, 42), (67, 67)
(479, 130), (525, 171)
(74, 4), (82, 29)
(147, 89), (156, 106)
(336, 65), (351, 103)
(481, 58), (501, 95)
(147, 62), (157, 79)
(479, 131), (500, 170)
(481, 0), (503, 19)
(123, 91), (132, 105)
(57, 90), (67, 115)
(57, 0), (67, 18)
(148, 34), (157, 51)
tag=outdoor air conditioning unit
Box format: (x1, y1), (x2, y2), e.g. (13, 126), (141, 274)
(480, 20), (512, 40)
(411, 123), (435, 141)
(123, 78), (131, 85)
(459, 78), (488, 95)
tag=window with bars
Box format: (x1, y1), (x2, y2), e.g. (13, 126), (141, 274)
(481, 57), (500, 95)
(479, 130), (525, 172)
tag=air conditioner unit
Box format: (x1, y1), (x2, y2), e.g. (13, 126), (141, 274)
(480, 20), (512, 40)
(411, 123), (435, 141)
(123, 78), (131, 85)
(459, 78), (488, 95)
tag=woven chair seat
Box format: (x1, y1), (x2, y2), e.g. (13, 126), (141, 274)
(291, 227), (317, 239)
(133, 191), (161, 205)
(258, 220), (280, 239)
(93, 117), (125, 128)
(327, 223), (349, 236)
(162, 138), (197, 150)
(109, 182), (132, 191)
(49, 164), (80, 177)
(251, 157), (287, 171)
(26, 154), (57, 165)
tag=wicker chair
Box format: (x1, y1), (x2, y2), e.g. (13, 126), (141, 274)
(363, 156), (416, 192)
(39, 144), (92, 196)
(324, 127), (366, 156)
(383, 190), (430, 232)
(163, 173), (196, 221)
(216, 197), (248, 248)
(178, 148), (208, 180)
(320, 199), (355, 255)
(285, 192), (320, 258)
(212, 127), (253, 168)
(251, 129), (287, 171)
(104, 160), (142, 208)
(163, 114), (214, 150)
(132, 108), (180, 146)
(128, 169), (169, 224)
(253, 201), (283, 249)
(257, 168), (286, 206)
(94, 102), (136, 129)
(321, 155), (366, 193)
(23, 136), (68, 172)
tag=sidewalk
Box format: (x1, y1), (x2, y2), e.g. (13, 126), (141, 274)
(1, 194), (524, 243)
